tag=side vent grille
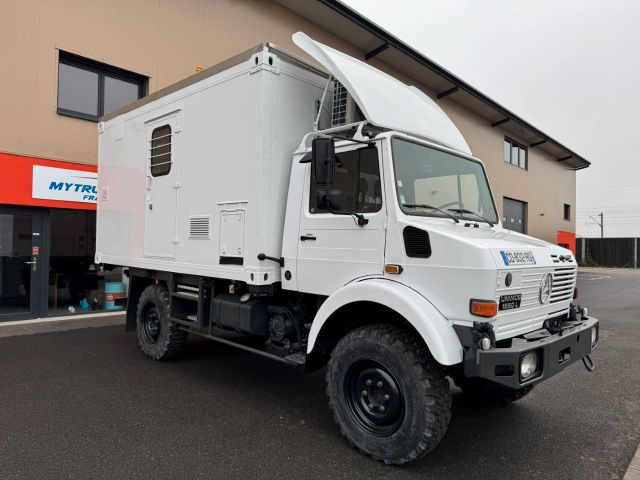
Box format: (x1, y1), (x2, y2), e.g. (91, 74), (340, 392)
(331, 79), (349, 127)
(403, 226), (431, 258)
(189, 215), (211, 239)
(330, 80), (364, 127)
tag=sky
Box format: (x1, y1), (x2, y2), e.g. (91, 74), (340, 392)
(344, 0), (640, 238)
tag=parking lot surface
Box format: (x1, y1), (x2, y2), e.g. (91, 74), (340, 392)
(1, 268), (639, 479)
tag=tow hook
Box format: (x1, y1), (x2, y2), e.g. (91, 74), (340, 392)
(582, 354), (595, 372)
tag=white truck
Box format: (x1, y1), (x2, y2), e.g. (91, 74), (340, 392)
(96, 32), (599, 464)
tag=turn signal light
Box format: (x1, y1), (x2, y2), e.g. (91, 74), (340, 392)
(384, 264), (404, 274)
(470, 300), (498, 318)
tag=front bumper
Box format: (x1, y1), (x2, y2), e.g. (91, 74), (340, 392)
(457, 316), (599, 389)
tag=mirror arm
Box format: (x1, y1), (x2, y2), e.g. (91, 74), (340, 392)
(329, 135), (375, 147)
(324, 195), (369, 227)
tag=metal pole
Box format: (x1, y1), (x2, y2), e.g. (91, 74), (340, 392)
(314, 76), (332, 131)
(599, 212), (604, 238)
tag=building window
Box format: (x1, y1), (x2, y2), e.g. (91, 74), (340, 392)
(564, 203), (571, 221)
(150, 125), (172, 177)
(503, 137), (527, 170)
(57, 51), (146, 122)
(310, 146), (381, 214)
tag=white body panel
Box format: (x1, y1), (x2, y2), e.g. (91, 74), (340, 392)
(96, 46), (328, 285)
(306, 278), (464, 366)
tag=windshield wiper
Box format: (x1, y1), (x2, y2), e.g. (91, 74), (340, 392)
(448, 208), (495, 227)
(402, 204), (459, 224)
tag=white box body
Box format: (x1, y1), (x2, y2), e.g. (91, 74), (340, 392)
(96, 45), (328, 286)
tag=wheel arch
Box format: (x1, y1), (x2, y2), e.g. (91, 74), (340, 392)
(306, 279), (463, 370)
(125, 269), (170, 331)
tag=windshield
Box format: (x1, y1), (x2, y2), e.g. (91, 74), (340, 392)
(392, 138), (498, 223)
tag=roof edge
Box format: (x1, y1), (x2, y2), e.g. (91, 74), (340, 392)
(316, 0), (590, 169)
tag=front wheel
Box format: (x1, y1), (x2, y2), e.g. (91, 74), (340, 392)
(326, 325), (451, 465)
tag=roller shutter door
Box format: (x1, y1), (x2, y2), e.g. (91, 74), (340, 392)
(503, 198), (525, 233)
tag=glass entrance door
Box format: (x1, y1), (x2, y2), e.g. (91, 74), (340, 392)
(0, 208), (44, 321)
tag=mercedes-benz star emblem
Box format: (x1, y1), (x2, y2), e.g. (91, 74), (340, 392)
(539, 273), (553, 304)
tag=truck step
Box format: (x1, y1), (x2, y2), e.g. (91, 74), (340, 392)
(172, 292), (199, 301)
(185, 328), (306, 368)
(284, 351), (306, 365)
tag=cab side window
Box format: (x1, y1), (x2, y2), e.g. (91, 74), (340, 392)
(310, 146), (382, 214)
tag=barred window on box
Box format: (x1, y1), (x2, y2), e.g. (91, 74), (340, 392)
(150, 125), (172, 177)
(57, 51), (146, 122)
(503, 137), (528, 170)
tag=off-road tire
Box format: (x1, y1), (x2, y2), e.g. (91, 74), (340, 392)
(136, 284), (188, 360)
(454, 377), (534, 405)
(326, 324), (451, 465)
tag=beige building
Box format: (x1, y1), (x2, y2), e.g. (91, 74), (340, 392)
(0, 0), (588, 321)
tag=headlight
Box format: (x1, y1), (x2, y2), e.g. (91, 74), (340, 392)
(520, 351), (539, 380)
(591, 326), (598, 346)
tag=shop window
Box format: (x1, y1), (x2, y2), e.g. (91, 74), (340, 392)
(57, 51), (146, 121)
(564, 203), (571, 221)
(150, 125), (172, 177)
(48, 209), (125, 316)
(310, 146), (381, 214)
(503, 137), (528, 170)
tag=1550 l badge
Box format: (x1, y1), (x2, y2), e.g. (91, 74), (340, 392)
(499, 294), (522, 310)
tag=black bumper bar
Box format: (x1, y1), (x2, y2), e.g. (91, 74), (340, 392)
(458, 316), (599, 389)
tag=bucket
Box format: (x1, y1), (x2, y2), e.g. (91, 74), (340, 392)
(104, 282), (125, 310)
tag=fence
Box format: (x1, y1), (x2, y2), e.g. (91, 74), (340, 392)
(576, 237), (639, 268)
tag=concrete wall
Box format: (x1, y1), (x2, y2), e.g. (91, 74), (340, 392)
(0, 0), (575, 242)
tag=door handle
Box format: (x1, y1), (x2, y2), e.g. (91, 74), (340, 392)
(300, 234), (316, 241)
(25, 256), (37, 271)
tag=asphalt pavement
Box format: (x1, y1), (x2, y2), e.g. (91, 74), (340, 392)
(0, 268), (638, 479)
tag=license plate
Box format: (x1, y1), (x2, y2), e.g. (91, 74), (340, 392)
(500, 250), (536, 266)
(499, 294), (522, 311)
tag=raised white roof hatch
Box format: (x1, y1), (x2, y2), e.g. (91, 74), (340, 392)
(292, 32), (471, 155)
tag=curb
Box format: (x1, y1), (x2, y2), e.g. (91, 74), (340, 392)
(0, 312), (125, 339)
(624, 443), (640, 480)
(0, 311), (125, 327)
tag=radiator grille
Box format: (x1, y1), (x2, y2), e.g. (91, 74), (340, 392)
(550, 266), (577, 303)
(497, 266), (577, 310)
(403, 227), (431, 258)
(189, 215), (211, 239)
(493, 265), (577, 339)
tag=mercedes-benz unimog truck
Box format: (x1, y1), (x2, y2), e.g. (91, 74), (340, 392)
(96, 32), (599, 464)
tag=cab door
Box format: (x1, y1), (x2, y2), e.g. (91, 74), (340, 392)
(144, 113), (179, 258)
(296, 144), (385, 295)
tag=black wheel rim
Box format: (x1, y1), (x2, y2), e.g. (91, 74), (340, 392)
(141, 304), (161, 345)
(344, 359), (405, 437)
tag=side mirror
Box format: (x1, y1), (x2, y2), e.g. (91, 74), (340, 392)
(312, 137), (335, 185)
(317, 190), (342, 211)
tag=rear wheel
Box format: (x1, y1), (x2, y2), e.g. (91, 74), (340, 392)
(136, 284), (188, 360)
(454, 377), (534, 405)
(326, 324), (451, 465)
